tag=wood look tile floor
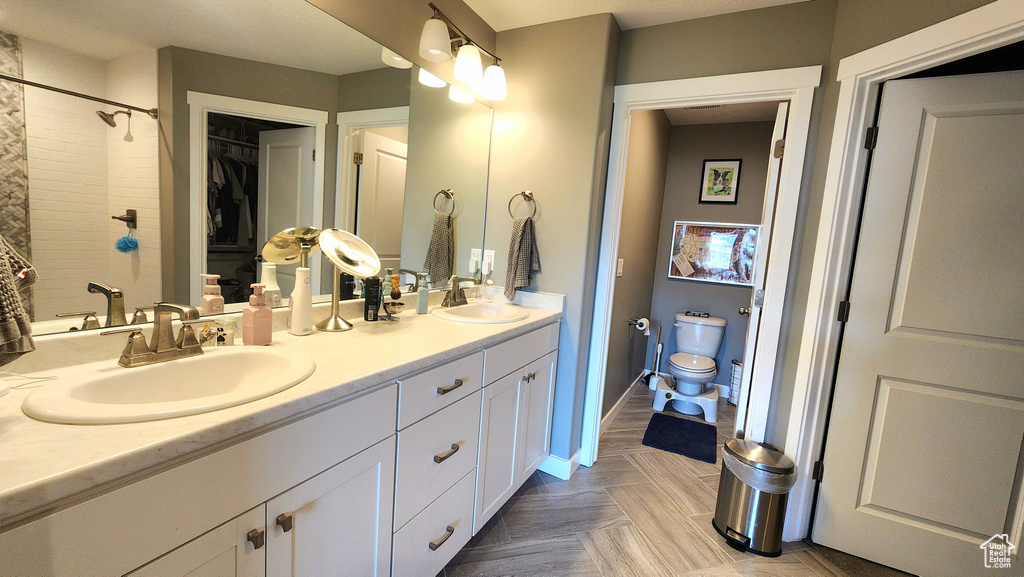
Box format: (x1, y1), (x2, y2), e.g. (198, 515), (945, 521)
(443, 384), (912, 577)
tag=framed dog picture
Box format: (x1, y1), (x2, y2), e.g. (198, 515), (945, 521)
(668, 221), (759, 286)
(699, 159), (741, 204)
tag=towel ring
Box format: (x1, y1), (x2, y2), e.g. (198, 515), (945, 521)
(433, 189), (455, 215)
(507, 190), (537, 219)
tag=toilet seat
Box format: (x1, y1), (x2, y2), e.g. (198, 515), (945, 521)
(668, 352), (716, 373)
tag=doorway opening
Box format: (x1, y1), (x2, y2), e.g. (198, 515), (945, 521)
(205, 112), (304, 304)
(580, 67), (821, 471)
(596, 102), (783, 442)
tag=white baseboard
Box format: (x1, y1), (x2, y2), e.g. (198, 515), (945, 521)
(537, 449), (581, 480)
(599, 373), (645, 436)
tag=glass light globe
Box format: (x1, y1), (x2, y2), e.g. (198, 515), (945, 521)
(448, 85), (474, 104)
(381, 47), (412, 69)
(479, 64), (507, 101)
(419, 18), (452, 63)
(418, 68), (447, 88)
(453, 44), (483, 84)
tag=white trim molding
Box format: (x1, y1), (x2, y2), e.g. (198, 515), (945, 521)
(580, 66), (822, 469)
(783, 0), (1024, 543)
(537, 450), (581, 481)
(335, 107), (410, 234)
(187, 91), (328, 304)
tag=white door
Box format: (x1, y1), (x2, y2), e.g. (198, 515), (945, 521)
(735, 102), (788, 439)
(357, 130), (407, 273)
(516, 351), (557, 482)
(258, 127), (316, 298)
(128, 506), (266, 577)
(812, 71), (1024, 577)
(265, 437), (396, 577)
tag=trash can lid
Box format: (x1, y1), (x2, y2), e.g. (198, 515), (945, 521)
(724, 439), (795, 474)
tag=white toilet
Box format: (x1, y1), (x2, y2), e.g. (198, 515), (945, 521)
(651, 312), (726, 422)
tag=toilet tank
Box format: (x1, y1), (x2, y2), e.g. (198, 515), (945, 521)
(673, 313), (727, 357)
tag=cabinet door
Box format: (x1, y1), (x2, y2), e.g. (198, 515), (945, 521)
(266, 437), (396, 577)
(127, 506), (266, 577)
(517, 350), (558, 482)
(474, 370), (523, 531)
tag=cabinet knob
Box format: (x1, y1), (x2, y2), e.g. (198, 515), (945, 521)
(428, 525), (455, 551)
(433, 443), (461, 464)
(246, 528), (265, 550)
(276, 513), (294, 533)
(436, 378), (464, 395)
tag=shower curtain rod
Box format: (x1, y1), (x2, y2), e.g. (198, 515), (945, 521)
(0, 72), (158, 119)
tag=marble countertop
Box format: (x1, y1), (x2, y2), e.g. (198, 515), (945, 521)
(0, 297), (562, 528)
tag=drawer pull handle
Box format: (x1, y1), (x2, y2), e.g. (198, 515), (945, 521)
(276, 513), (294, 533)
(433, 443), (461, 463)
(428, 525), (455, 551)
(528, 372), (537, 381)
(436, 378), (464, 395)
(247, 528), (265, 550)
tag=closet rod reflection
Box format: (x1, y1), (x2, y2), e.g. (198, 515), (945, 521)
(0, 72), (158, 119)
(209, 134), (258, 149)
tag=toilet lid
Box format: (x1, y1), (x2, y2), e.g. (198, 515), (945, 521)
(668, 352), (716, 373)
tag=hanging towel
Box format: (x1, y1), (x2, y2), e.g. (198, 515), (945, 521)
(505, 216), (541, 301)
(423, 212), (454, 284)
(0, 234), (37, 367)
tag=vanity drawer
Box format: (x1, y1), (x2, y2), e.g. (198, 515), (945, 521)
(484, 322), (559, 385)
(392, 469), (476, 577)
(397, 350), (483, 429)
(394, 390), (481, 529)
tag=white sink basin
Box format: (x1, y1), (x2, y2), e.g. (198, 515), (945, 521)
(431, 301), (529, 324)
(22, 348), (316, 425)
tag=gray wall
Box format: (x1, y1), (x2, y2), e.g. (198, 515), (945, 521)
(649, 122), (773, 381)
(401, 76), (492, 280)
(601, 109), (671, 416)
(337, 67), (411, 113)
(484, 14), (620, 460)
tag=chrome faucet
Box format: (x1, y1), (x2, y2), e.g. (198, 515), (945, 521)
(87, 282), (127, 327)
(442, 275), (480, 307)
(101, 302), (203, 368)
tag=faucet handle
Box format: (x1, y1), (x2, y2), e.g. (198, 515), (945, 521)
(101, 327), (150, 365)
(176, 323), (202, 351)
(132, 306), (155, 324)
(57, 311), (101, 331)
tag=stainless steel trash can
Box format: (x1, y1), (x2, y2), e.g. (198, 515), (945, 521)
(712, 439), (796, 557)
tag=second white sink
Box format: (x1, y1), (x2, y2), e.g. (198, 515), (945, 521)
(22, 347), (316, 425)
(431, 301), (529, 324)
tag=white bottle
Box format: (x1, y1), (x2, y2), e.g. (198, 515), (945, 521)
(260, 262), (282, 307)
(288, 267), (313, 336)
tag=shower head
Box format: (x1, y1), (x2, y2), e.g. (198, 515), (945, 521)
(96, 109), (131, 127)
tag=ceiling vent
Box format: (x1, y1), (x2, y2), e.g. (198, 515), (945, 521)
(686, 105), (724, 110)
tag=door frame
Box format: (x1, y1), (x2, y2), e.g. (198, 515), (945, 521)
(580, 65), (822, 468)
(784, 0), (1024, 543)
(335, 107), (411, 234)
(187, 91), (328, 304)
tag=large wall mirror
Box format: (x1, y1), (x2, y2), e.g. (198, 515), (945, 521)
(0, 0), (493, 336)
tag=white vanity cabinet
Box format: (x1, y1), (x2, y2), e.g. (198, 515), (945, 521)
(475, 323), (560, 531)
(127, 505), (266, 577)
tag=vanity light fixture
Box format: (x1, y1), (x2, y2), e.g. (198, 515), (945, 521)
(453, 44), (483, 84)
(419, 2), (506, 100)
(419, 15), (452, 62)
(448, 85), (475, 104)
(381, 47), (413, 69)
(418, 68), (447, 88)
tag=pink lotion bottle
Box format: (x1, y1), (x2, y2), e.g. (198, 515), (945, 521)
(242, 283), (273, 346)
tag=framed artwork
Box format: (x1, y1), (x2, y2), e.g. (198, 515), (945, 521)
(699, 159), (741, 204)
(668, 221), (759, 286)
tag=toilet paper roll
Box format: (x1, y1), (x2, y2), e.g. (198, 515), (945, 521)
(634, 317), (650, 336)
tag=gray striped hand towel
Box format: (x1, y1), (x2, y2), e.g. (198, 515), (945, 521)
(505, 217), (541, 301)
(423, 212), (454, 284)
(0, 234), (37, 367)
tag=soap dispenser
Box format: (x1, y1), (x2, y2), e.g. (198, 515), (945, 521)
(416, 273), (429, 314)
(260, 262), (282, 307)
(200, 273), (224, 315)
(243, 283), (272, 346)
